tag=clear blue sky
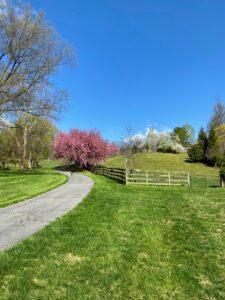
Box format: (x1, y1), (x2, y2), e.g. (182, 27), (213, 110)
(30, 0), (225, 141)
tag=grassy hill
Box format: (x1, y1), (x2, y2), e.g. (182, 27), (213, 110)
(102, 152), (219, 176)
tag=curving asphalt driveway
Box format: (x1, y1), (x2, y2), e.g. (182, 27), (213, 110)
(0, 172), (94, 251)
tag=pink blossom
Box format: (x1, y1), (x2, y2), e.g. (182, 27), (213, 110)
(53, 129), (119, 168)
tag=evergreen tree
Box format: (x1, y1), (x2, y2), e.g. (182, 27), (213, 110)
(206, 128), (218, 165)
(197, 127), (208, 157)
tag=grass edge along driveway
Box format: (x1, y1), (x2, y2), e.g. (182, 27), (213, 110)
(0, 168), (68, 208)
(0, 173), (225, 299)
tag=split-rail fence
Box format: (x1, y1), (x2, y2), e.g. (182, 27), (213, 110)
(93, 166), (190, 186)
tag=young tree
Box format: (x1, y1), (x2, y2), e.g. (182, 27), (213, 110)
(120, 126), (136, 169)
(206, 127), (218, 165)
(198, 127), (208, 150)
(188, 144), (204, 162)
(214, 124), (225, 153)
(146, 128), (159, 152)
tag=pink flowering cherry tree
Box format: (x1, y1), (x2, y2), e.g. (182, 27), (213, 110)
(53, 129), (119, 169)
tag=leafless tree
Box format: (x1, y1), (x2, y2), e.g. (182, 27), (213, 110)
(120, 126), (136, 169)
(208, 99), (225, 131)
(0, 1), (74, 118)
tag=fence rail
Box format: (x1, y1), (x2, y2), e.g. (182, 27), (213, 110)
(94, 166), (191, 186)
(126, 169), (190, 186)
(93, 166), (126, 183)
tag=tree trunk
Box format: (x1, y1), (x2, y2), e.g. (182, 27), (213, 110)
(220, 175), (225, 188)
(28, 151), (32, 169)
(20, 126), (28, 170)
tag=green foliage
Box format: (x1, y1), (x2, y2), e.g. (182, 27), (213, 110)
(220, 168), (225, 181)
(188, 144), (204, 161)
(0, 174), (224, 299)
(206, 128), (220, 165)
(0, 115), (57, 170)
(198, 127), (208, 150)
(172, 124), (195, 147)
(0, 130), (16, 168)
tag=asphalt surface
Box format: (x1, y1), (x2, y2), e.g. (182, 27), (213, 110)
(0, 172), (94, 251)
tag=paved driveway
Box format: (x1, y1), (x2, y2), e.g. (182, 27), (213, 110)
(0, 173), (94, 251)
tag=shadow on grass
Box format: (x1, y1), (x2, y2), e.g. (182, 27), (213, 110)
(55, 164), (84, 173)
(0, 170), (61, 176)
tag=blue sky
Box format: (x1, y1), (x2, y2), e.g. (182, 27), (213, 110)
(30, 0), (225, 141)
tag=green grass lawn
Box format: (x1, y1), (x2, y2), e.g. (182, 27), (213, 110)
(0, 160), (67, 208)
(102, 152), (219, 175)
(0, 173), (224, 299)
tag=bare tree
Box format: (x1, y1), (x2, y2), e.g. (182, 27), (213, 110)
(208, 99), (225, 131)
(0, 1), (74, 117)
(120, 126), (136, 169)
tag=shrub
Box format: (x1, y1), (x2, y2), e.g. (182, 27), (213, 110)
(157, 147), (176, 154)
(188, 144), (204, 161)
(220, 169), (225, 180)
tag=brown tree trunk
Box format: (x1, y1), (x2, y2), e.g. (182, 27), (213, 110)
(28, 151), (32, 169)
(20, 126), (28, 170)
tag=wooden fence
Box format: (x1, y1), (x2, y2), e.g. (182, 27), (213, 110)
(94, 166), (190, 186)
(126, 169), (190, 186)
(94, 166), (126, 183)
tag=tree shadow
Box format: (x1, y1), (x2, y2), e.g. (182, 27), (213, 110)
(55, 164), (84, 173)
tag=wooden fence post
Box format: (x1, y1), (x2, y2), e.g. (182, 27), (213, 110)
(168, 172), (171, 186)
(220, 174), (225, 188)
(187, 172), (190, 187)
(125, 169), (128, 185)
(146, 171), (148, 185)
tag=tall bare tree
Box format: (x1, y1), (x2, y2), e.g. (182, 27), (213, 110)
(208, 100), (225, 131)
(0, 0), (74, 117)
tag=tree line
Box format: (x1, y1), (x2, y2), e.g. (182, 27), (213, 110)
(188, 100), (225, 167)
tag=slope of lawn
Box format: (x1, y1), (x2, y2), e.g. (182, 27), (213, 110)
(0, 161), (67, 208)
(0, 174), (224, 299)
(102, 152), (219, 175)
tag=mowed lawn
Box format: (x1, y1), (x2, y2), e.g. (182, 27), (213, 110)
(0, 174), (224, 299)
(102, 152), (219, 175)
(0, 161), (67, 207)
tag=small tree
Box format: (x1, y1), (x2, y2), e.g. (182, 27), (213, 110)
(120, 126), (136, 169)
(146, 128), (159, 152)
(198, 127), (208, 153)
(188, 144), (204, 161)
(206, 127), (219, 165)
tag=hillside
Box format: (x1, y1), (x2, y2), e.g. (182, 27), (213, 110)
(102, 152), (219, 175)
